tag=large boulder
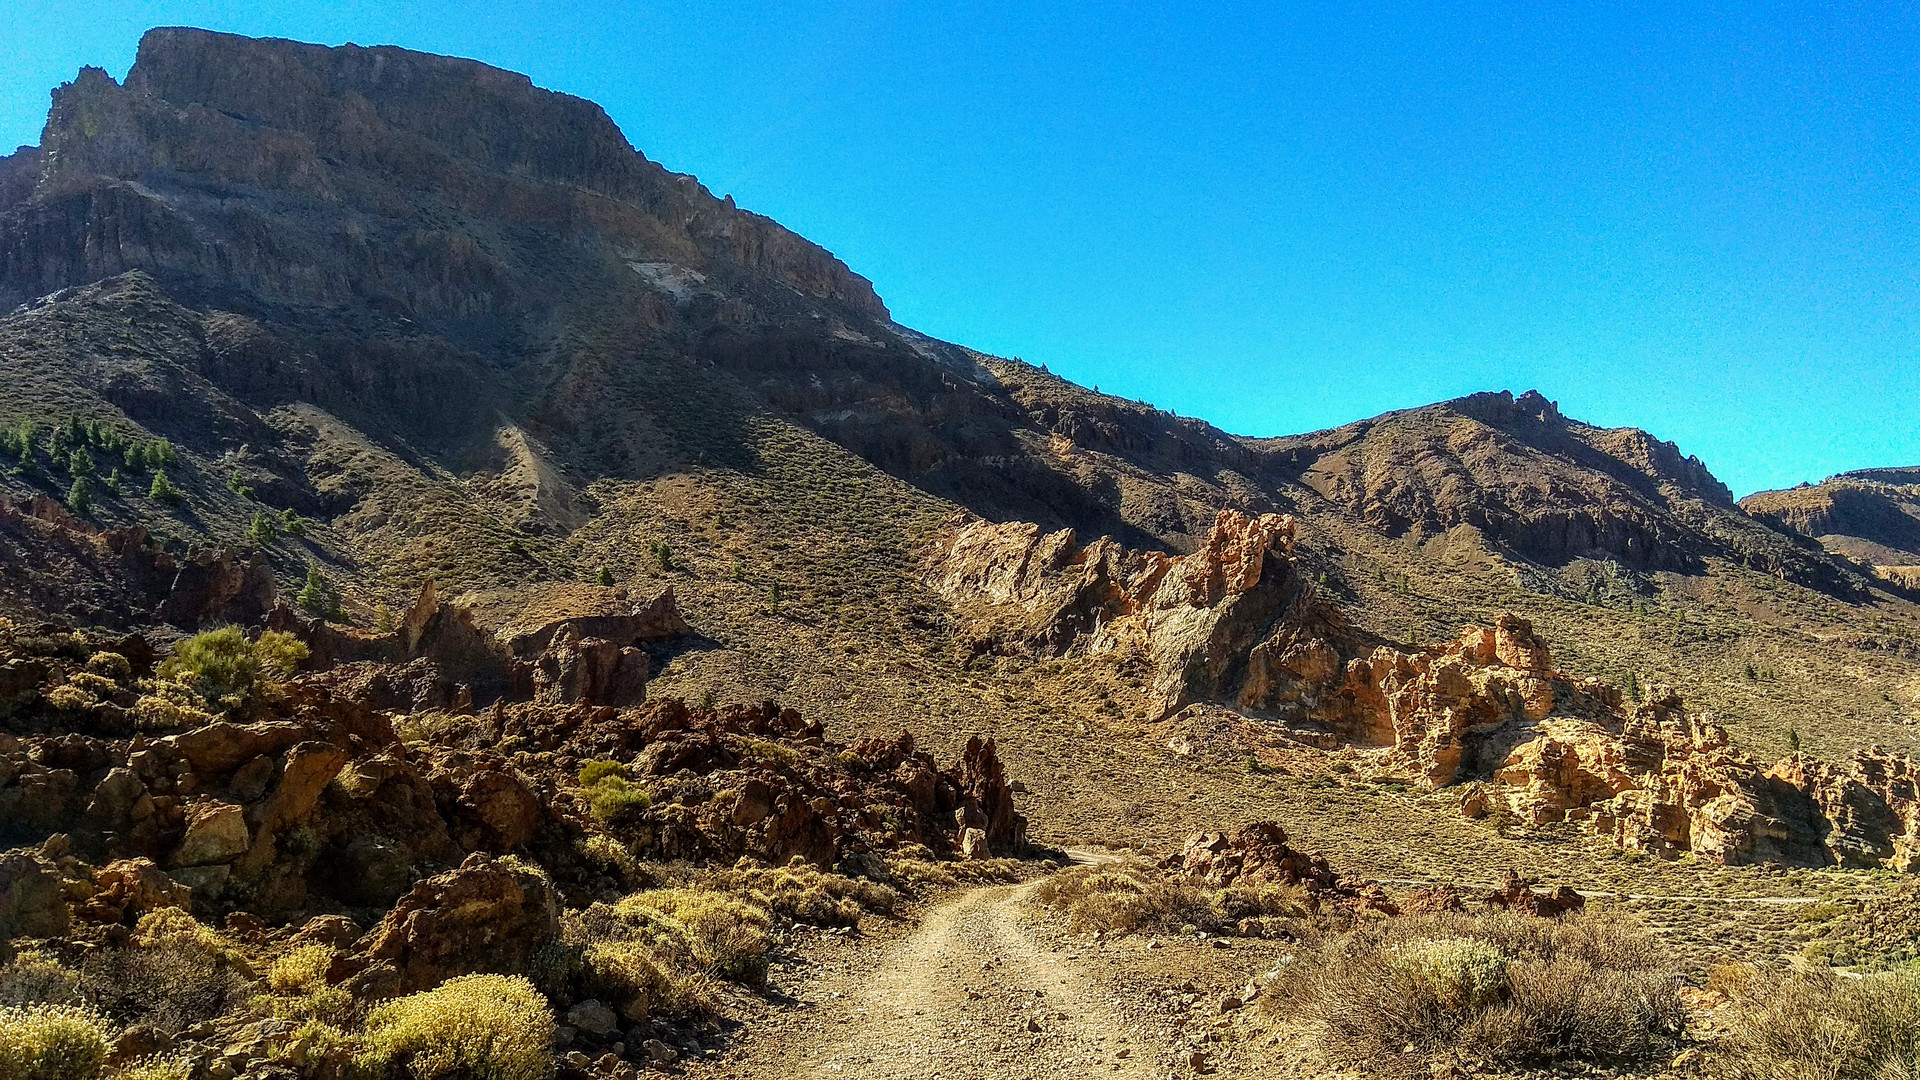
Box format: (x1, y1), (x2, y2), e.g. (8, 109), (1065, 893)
(0, 851), (68, 939)
(343, 854), (560, 995)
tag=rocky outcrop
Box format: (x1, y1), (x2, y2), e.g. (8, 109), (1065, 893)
(341, 854), (561, 996)
(1165, 822), (1395, 913)
(931, 511), (1607, 786)
(929, 509), (1316, 718)
(0, 622), (1026, 933)
(0, 496), (270, 630)
(0, 850), (69, 940)
(282, 581), (688, 708)
(1478, 688), (1920, 870)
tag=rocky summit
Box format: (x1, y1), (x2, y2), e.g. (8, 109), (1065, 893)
(2, 27), (1920, 1080)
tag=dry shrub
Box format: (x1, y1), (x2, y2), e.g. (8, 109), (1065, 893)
(1717, 966), (1920, 1080)
(113, 1057), (192, 1080)
(1031, 857), (1306, 935)
(265, 944), (350, 1022)
(0, 952), (81, 1007)
(885, 857), (1024, 890)
(1264, 909), (1682, 1076)
(614, 889), (773, 980)
(701, 864), (896, 927)
(0, 1003), (113, 1080)
(539, 885), (779, 1022)
(357, 974), (552, 1080)
(79, 910), (254, 1036)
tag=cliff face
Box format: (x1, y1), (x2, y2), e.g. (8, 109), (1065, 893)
(1742, 471), (1920, 573)
(11, 30), (885, 320)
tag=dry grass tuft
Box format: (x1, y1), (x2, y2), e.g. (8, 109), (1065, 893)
(1262, 909), (1683, 1075)
(1031, 857), (1307, 936)
(701, 864), (896, 927)
(1716, 966), (1920, 1080)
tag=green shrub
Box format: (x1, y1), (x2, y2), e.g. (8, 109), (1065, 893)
(578, 762), (651, 824)
(0, 1003), (112, 1080)
(357, 974), (553, 1080)
(1263, 910), (1683, 1075)
(157, 628), (308, 712)
(1717, 966), (1920, 1080)
(147, 472), (177, 502)
(296, 566), (343, 621)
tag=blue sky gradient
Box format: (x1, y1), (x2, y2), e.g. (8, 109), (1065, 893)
(3, 2), (1916, 496)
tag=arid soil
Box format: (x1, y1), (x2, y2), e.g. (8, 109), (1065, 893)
(695, 857), (1282, 1080)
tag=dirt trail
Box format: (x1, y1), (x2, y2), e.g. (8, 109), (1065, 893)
(720, 877), (1188, 1079)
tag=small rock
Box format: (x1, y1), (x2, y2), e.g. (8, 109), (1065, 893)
(1146, 939), (1161, 949)
(567, 1000), (619, 1038)
(565, 1052), (591, 1069)
(1218, 994), (1243, 1013)
(1025, 1017), (1043, 1033)
(642, 1039), (676, 1065)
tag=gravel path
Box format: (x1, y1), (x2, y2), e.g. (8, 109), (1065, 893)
(716, 879), (1193, 1079)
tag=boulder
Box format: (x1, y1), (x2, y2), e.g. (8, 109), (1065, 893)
(78, 858), (192, 923)
(0, 851), (69, 939)
(345, 854), (561, 994)
(172, 801), (250, 867)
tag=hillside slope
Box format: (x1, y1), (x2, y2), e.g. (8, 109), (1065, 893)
(0, 26), (1916, 812)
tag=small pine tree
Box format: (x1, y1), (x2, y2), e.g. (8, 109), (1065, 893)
(767, 581), (782, 613)
(374, 604), (395, 634)
(104, 468), (122, 493)
(1788, 728), (1802, 754)
(1743, 661), (1757, 681)
(68, 447), (94, 478)
(246, 510), (278, 547)
(281, 508), (307, 537)
(149, 470), (178, 501)
(595, 566), (615, 587)
(1624, 670), (1640, 703)
(297, 565), (342, 621)
(67, 476), (90, 514)
(650, 540), (674, 572)
(227, 472), (253, 499)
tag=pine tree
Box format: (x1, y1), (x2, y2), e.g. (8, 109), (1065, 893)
(1788, 728), (1801, 753)
(246, 510), (278, 547)
(297, 565), (342, 621)
(1624, 671), (1640, 703)
(67, 477), (90, 514)
(595, 566), (615, 587)
(149, 471), (178, 501)
(281, 508), (307, 537)
(104, 468), (122, 493)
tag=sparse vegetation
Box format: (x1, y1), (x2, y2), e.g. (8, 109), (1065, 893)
(1262, 909), (1684, 1075)
(1031, 857), (1306, 936)
(156, 627), (308, 711)
(1716, 965), (1920, 1080)
(357, 974), (554, 1080)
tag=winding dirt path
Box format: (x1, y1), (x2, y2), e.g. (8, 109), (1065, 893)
(720, 876), (1189, 1080)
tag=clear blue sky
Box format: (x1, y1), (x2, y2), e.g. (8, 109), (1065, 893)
(3, 3), (1917, 497)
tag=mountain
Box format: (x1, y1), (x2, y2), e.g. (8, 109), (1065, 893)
(1743, 469), (1920, 588)
(8, 31), (1920, 1080)
(2, 26), (1918, 809)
